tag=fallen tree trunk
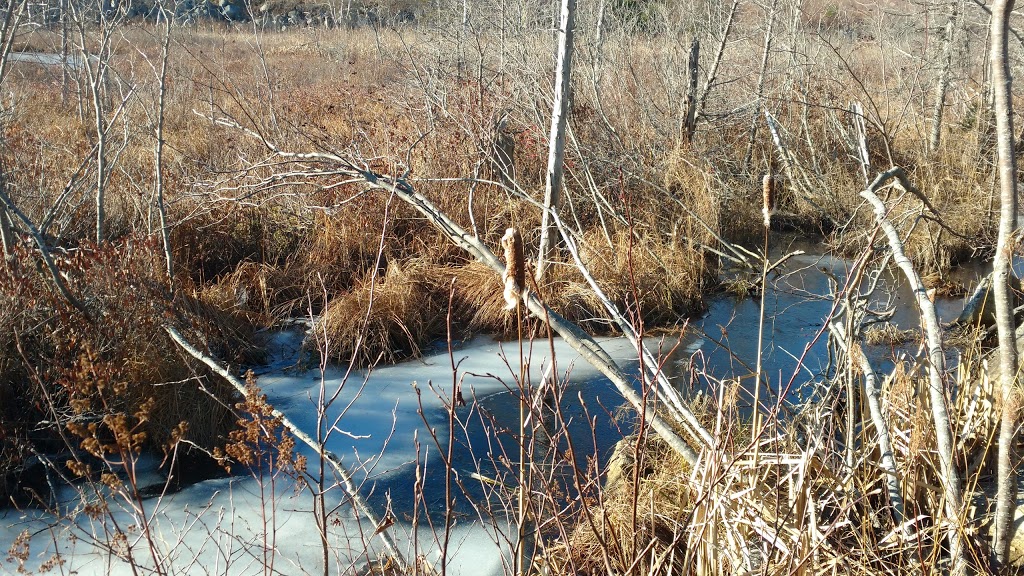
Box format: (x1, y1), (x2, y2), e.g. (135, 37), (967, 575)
(828, 323), (905, 526)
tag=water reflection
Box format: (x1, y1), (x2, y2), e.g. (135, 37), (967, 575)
(658, 247), (992, 410)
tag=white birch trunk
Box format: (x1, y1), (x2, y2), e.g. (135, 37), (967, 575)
(154, 2), (174, 282)
(990, 0), (1020, 567)
(860, 168), (966, 575)
(929, 0), (960, 154)
(681, 39), (699, 141)
(744, 0), (778, 168)
(535, 0), (576, 283)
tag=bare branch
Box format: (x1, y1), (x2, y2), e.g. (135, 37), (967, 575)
(163, 324), (408, 568)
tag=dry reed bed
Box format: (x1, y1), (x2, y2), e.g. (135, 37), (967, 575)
(541, 341), (1003, 574)
(0, 29), (982, 304)
(3, 21), (998, 275)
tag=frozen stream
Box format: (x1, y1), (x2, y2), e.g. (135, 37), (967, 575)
(1, 333), (668, 575)
(0, 248), (998, 575)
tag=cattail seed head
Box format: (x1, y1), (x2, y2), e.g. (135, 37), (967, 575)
(762, 173), (775, 228)
(501, 227), (526, 310)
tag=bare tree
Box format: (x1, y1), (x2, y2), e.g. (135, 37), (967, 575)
(535, 0), (576, 282)
(990, 0), (1020, 567)
(0, 0), (26, 87)
(688, 0), (739, 141)
(860, 167), (966, 575)
(69, 0), (128, 244)
(164, 325), (407, 569)
(0, 179), (91, 319)
(929, 0), (961, 154)
(680, 38), (699, 141)
(744, 0), (779, 169)
(153, 1), (174, 283)
(0, 0), (26, 263)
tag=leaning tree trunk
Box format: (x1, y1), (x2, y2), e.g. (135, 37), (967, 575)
(690, 0), (739, 139)
(164, 326), (407, 569)
(860, 168), (966, 576)
(991, 0), (1020, 568)
(535, 0), (576, 283)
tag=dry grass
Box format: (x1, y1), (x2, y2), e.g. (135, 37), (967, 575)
(571, 229), (710, 325)
(542, 345), (1004, 575)
(542, 433), (696, 575)
(452, 260), (520, 335)
(310, 257), (454, 366)
(864, 324), (918, 345)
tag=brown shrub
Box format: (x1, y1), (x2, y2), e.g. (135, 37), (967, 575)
(0, 235), (257, 504)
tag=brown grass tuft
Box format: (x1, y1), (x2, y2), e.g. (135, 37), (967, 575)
(309, 258), (454, 367)
(451, 261), (519, 335)
(569, 229), (711, 326)
(864, 324), (918, 346)
(543, 433), (694, 575)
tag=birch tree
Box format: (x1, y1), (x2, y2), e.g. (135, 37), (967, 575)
(928, 0), (960, 154)
(744, 0), (779, 169)
(70, 0), (127, 245)
(535, 0), (576, 282)
(860, 168), (966, 575)
(991, 0), (1020, 566)
(687, 0), (739, 141)
(153, 1), (174, 282)
(0, 0), (26, 263)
